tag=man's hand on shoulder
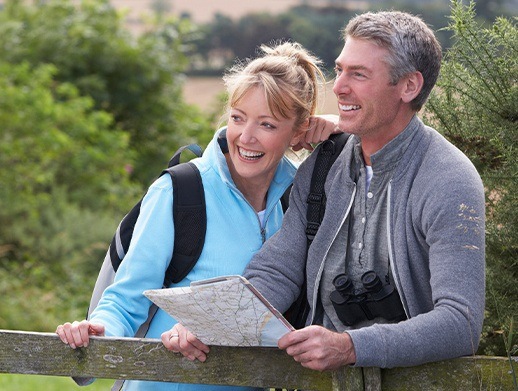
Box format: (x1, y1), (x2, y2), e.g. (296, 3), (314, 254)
(278, 325), (356, 371)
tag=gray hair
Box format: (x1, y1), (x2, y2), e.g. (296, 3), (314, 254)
(343, 11), (442, 111)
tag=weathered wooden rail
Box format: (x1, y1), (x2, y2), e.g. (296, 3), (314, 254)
(0, 330), (515, 390)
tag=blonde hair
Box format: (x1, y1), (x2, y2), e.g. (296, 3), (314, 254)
(223, 42), (325, 128)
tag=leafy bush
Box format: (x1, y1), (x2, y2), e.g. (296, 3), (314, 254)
(0, 0), (214, 332)
(425, 1), (517, 357)
(0, 60), (138, 330)
(0, 0), (212, 183)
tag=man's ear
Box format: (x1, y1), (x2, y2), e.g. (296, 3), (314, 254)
(401, 71), (424, 103)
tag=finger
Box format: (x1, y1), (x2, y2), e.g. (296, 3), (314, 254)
(185, 332), (210, 354)
(306, 116), (342, 144)
(69, 321), (84, 348)
(296, 140), (314, 152)
(306, 117), (323, 144)
(161, 330), (175, 350)
(88, 323), (105, 337)
(307, 121), (327, 144)
(278, 329), (311, 350)
(61, 322), (78, 349)
(55, 324), (68, 344)
(67, 320), (89, 348)
(78, 320), (92, 347)
(161, 326), (182, 351)
(175, 332), (209, 362)
(181, 342), (207, 362)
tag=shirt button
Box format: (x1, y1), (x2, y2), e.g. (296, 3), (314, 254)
(367, 192), (373, 199)
(358, 242), (363, 249)
(362, 217), (366, 224)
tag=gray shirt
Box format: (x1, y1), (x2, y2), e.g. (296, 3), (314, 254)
(245, 116), (486, 368)
(320, 126), (415, 331)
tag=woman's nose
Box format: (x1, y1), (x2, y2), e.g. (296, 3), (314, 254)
(240, 124), (257, 144)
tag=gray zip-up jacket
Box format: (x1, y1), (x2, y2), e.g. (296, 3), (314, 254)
(244, 116), (485, 368)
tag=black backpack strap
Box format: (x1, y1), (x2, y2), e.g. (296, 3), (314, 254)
(168, 144), (203, 168)
(284, 133), (350, 330)
(109, 200), (142, 271)
(163, 162), (206, 286)
(305, 132), (350, 244)
(280, 184), (292, 213)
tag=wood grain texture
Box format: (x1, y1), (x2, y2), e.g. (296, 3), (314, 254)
(1, 330), (515, 390)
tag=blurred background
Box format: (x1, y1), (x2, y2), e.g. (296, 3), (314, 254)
(0, 0), (516, 389)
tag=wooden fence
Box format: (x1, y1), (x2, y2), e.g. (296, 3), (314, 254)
(0, 329), (515, 390)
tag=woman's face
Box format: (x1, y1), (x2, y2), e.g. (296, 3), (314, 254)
(226, 86), (303, 187)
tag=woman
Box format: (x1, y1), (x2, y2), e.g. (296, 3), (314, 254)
(56, 41), (337, 391)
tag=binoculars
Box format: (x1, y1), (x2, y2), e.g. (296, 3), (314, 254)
(329, 271), (406, 326)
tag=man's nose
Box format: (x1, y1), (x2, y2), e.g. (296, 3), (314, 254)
(333, 74), (351, 97)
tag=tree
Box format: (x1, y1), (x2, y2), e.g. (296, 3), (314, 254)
(0, 60), (141, 329)
(0, 0), (212, 183)
(0, 0), (214, 331)
(424, 1), (517, 357)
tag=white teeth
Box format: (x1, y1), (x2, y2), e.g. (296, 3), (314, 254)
(238, 147), (264, 160)
(339, 104), (360, 111)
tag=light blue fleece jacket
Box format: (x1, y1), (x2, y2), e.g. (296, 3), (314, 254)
(245, 116), (486, 368)
(90, 128), (297, 391)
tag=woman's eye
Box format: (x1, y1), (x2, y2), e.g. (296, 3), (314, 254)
(261, 122), (276, 129)
(231, 115), (242, 122)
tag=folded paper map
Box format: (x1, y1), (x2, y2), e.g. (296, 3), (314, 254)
(143, 275), (294, 347)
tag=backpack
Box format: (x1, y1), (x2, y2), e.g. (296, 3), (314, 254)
(84, 134), (291, 328)
(86, 132), (348, 335)
(75, 132), (349, 389)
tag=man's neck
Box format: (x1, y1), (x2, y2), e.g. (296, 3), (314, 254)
(361, 114), (416, 166)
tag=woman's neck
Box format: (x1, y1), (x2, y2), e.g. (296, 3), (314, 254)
(225, 154), (269, 212)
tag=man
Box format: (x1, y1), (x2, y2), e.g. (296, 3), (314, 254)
(166, 11), (486, 370)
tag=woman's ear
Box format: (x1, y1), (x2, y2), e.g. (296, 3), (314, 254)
(401, 71), (424, 103)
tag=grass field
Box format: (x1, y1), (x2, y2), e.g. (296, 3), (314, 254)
(0, 374), (115, 390)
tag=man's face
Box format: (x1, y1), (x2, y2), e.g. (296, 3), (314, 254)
(332, 37), (411, 143)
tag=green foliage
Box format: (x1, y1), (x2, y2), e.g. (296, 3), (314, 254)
(0, 200), (116, 330)
(0, 0), (213, 333)
(0, 61), (138, 212)
(286, 5), (355, 70)
(424, 1), (517, 356)
(187, 1), (516, 76)
(0, 0), (212, 183)
(187, 3), (467, 73)
(0, 60), (137, 330)
(188, 6), (351, 72)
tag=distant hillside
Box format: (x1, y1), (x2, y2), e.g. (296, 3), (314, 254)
(110, 0), (302, 32)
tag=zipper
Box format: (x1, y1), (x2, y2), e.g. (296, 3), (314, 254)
(231, 183), (289, 245)
(310, 184), (357, 325)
